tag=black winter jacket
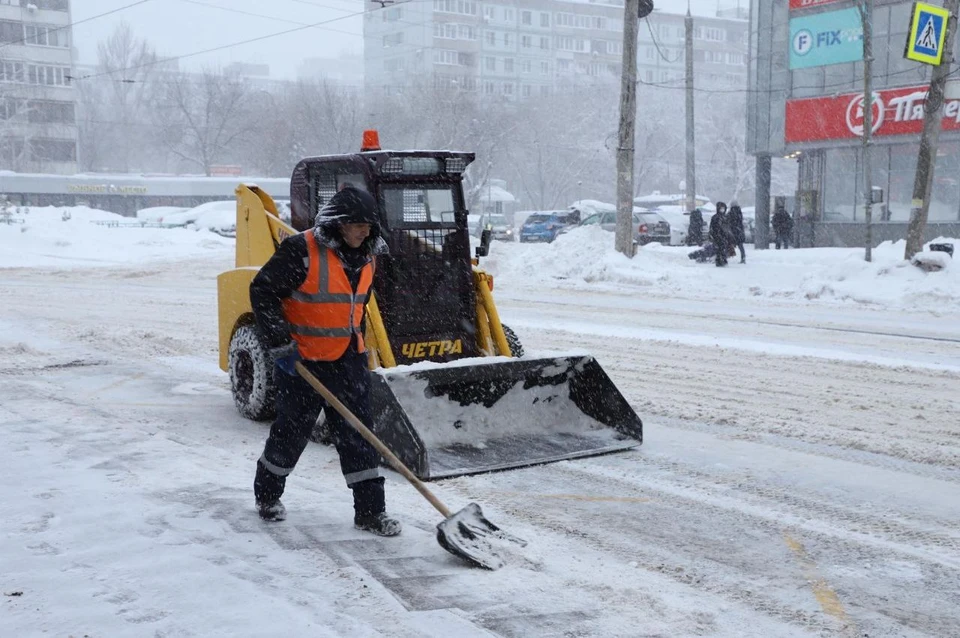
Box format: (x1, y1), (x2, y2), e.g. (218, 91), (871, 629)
(727, 206), (746, 243)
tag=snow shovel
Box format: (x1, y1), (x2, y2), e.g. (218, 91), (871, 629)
(295, 362), (526, 570)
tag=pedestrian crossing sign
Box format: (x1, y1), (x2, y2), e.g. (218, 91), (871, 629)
(905, 2), (950, 65)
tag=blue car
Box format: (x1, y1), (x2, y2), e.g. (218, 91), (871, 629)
(519, 211), (579, 243)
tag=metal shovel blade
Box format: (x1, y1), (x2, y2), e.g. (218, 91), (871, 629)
(435, 502), (527, 570)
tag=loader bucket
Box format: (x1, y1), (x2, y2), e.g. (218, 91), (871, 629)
(368, 355), (642, 480)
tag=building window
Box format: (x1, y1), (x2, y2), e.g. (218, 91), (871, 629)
(483, 81), (494, 94)
(502, 83), (513, 96)
(503, 33), (511, 47)
(521, 10), (532, 25)
(540, 85), (549, 97)
(23, 24), (69, 47)
(540, 61), (549, 74)
(434, 49), (461, 65)
(486, 31), (495, 45)
(823, 148), (859, 221)
(521, 59), (531, 73)
(484, 56), (495, 71)
(31, 138), (77, 162)
(504, 9), (514, 22)
(521, 35), (531, 48)
(382, 32), (404, 47)
(540, 12), (549, 27)
(539, 36), (549, 50)
(0, 60), (25, 83)
(504, 58), (514, 73)
(522, 84), (531, 97)
(434, 0), (477, 16)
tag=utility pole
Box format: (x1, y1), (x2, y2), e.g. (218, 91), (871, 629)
(859, 0), (874, 262)
(616, 0), (641, 257)
(905, 0), (960, 260)
(685, 5), (696, 214)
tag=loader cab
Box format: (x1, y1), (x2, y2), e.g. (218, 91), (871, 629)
(289, 148), (480, 366)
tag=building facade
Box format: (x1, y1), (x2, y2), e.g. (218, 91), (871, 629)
(0, 0), (77, 174)
(363, 1), (749, 99)
(747, 0), (960, 247)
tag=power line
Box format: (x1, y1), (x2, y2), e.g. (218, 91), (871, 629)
(0, 0), (153, 52)
(68, 0), (435, 82)
(176, 0), (360, 37)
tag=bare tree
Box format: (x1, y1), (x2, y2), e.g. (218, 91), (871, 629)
(76, 22), (159, 172)
(155, 69), (250, 175)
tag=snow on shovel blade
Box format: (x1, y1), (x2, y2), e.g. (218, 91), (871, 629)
(370, 355), (643, 480)
(435, 502), (527, 570)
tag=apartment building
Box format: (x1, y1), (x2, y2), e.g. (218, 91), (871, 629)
(0, 0), (77, 174)
(363, 1), (749, 100)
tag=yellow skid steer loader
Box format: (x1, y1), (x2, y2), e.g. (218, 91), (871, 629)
(217, 132), (642, 480)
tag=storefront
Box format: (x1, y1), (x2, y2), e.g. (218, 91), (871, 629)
(747, 0), (960, 247)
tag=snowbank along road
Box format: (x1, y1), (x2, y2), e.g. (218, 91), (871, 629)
(2, 250), (959, 637)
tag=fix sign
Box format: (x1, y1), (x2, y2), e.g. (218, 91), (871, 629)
(789, 0), (844, 9)
(785, 85), (960, 143)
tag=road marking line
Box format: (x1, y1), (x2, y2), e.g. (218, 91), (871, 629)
(490, 491), (652, 504)
(93, 373), (145, 393)
(783, 532), (856, 634)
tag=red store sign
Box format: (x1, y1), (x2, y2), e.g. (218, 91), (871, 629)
(789, 0), (845, 9)
(785, 85), (960, 143)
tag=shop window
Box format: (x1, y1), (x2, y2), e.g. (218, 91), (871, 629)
(929, 142), (960, 221)
(823, 148), (859, 221)
(856, 145), (891, 221)
(888, 143), (918, 221)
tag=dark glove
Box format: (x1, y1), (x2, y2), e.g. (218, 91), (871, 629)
(271, 342), (301, 376)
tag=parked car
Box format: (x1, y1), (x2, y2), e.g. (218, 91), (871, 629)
(578, 210), (671, 245)
(477, 213), (515, 241)
(519, 211), (579, 243)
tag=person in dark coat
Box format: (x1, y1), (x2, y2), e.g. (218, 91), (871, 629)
(250, 185), (401, 537)
(772, 204), (793, 249)
(727, 201), (746, 263)
(709, 201), (729, 266)
(686, 208), (704, 246)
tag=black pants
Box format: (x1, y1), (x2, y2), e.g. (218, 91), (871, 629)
(714, 241), (728, 266)
(735, 240), (746, 261)
(254, 349), (385, 517)
(775, 234), (790, 249)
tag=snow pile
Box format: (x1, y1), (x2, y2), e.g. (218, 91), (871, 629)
(482, 226), (960, 312)
(0, 204), (234, 268)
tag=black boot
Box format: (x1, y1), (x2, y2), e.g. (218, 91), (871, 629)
(354, 512), (402, 536)
(257, 499), (286, 522)
(351, 477), (400, 536)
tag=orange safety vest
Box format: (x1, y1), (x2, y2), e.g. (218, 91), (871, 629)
(282, 232), (375, 361)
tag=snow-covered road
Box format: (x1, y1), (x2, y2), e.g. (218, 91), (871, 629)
(2, 241), (959, 637)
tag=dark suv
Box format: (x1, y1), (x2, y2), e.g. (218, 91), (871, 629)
(519, 211), (580, 243)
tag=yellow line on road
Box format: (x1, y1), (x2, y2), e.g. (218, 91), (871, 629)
(490, 491), (652, 504)
(784, 532), (856, 634)
(93, 373), (145, 394)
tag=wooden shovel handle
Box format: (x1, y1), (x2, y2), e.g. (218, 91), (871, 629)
(295, 362), (452, 519)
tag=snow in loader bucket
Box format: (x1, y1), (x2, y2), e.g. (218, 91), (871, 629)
(368, 355), (643, 480)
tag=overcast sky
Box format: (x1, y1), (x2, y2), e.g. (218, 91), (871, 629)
(71, 0), (745, 79)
